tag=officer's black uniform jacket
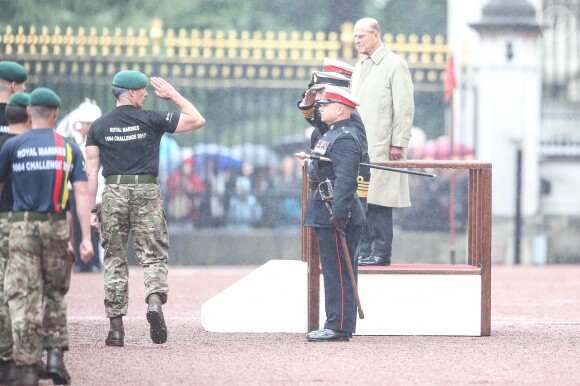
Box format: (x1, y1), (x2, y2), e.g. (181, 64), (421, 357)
(297, 99), (371, 183)
(304, 118), (366, 229)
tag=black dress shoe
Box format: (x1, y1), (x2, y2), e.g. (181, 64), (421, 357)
(358, 255), (391, 266)
(356, 256), (368, 264)
(306, 329), (350, 342)
(306, 329), (326, 339)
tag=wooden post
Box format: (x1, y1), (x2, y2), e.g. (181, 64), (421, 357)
(301, 162), (320, 332)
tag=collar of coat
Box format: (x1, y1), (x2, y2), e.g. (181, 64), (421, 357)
(328, 118), (352, 132)
(364, 44), (390, 66)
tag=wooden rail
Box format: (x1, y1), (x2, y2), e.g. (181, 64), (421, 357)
(301, 160), (492, 336)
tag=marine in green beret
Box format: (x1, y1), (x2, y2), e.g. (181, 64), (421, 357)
(8, 92), (30, 107)
(112, 70), (148, 90)
(30, 87), (61, 108)
(0, 61), (28, 83)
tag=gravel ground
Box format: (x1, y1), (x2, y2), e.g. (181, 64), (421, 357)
(47, 264), (580, 385)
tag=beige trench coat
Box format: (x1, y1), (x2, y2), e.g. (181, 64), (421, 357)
(351, 45), (414, 207)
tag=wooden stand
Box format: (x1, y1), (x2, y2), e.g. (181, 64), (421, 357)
(301, 160), (492, 336)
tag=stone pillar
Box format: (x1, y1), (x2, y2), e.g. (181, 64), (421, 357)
(469, 0), (543, 219)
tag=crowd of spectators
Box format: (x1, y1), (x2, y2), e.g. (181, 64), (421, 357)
(162, 136), (471, 232)
(163, 153), (303, 229)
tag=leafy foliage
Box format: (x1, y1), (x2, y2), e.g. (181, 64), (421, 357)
(0, 0), (445, 36)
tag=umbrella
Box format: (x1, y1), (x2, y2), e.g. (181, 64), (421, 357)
(418, 135), (474, 160)
(190, 143), (243, 172)
(231, 143), (280, 168)
(159, 135), (185, 185)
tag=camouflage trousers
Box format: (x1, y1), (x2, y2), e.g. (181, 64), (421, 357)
(0, 216), (13, 361)
(5, 217), (74, 365)
(100, 183), (169, 318)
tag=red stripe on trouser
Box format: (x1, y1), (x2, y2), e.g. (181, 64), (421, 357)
(334, 229), (345, 331)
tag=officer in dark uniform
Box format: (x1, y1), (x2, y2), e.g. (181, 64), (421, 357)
(304, 85), (366, 342)
(297, 64), (370, 202)
(85, 70), (205, 347)
(0, 87), (93, 386)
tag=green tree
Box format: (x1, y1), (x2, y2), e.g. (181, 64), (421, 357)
(365, 0), (447, 36)
(0, 0), (442, 36)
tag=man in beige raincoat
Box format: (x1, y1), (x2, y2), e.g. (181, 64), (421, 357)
(351, 17), (415, 266)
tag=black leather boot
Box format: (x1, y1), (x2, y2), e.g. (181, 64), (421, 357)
(146, 294), (167, 344)
(0, 359), (17, 384)
(36, 359), (48, 379)
(15, 365), (38, 386)
(105, 316), (124, 347)
(46, 348), (71, 385)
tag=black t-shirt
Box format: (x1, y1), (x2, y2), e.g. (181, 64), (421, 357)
(0, 129), (87, 213)
(86, 105), (179, 177)
(0, 133), (16, 211)
(0, 104), (8, 134)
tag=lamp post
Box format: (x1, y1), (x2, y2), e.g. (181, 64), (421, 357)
(515, 145), (523, 265)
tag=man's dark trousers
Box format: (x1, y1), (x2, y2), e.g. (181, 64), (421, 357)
(316, 224), (361, 334)
(358, 204), (393, 260)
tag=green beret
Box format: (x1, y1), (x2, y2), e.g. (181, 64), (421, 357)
(8, 92), (30, 107)
(30, 87), (61, 108)
(0, 61), (28, 83)
(112, 70), (148, 90)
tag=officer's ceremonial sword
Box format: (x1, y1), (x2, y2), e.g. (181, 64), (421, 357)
(318, 180), (365, 320)
(294, 152), (436, 178)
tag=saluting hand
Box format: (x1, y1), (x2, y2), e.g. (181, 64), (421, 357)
(303, 88), (317, 106)
(150, 77), (177, 100)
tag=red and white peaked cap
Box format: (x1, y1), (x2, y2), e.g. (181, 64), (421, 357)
(311, 71), (351, 88)
(317, 85), (360, 108)
(323, 57), (354, 78)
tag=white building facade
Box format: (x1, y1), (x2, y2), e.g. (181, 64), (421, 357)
(448, 0), (580, 264)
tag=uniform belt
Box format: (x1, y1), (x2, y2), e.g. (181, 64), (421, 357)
(105, 174), (157, 185)
(309, 179), (335, 190)
(11, 211), (67, 222)
(0, 211), (11, 220)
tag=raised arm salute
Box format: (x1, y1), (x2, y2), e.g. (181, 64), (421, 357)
(85, 70), (205, 348)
